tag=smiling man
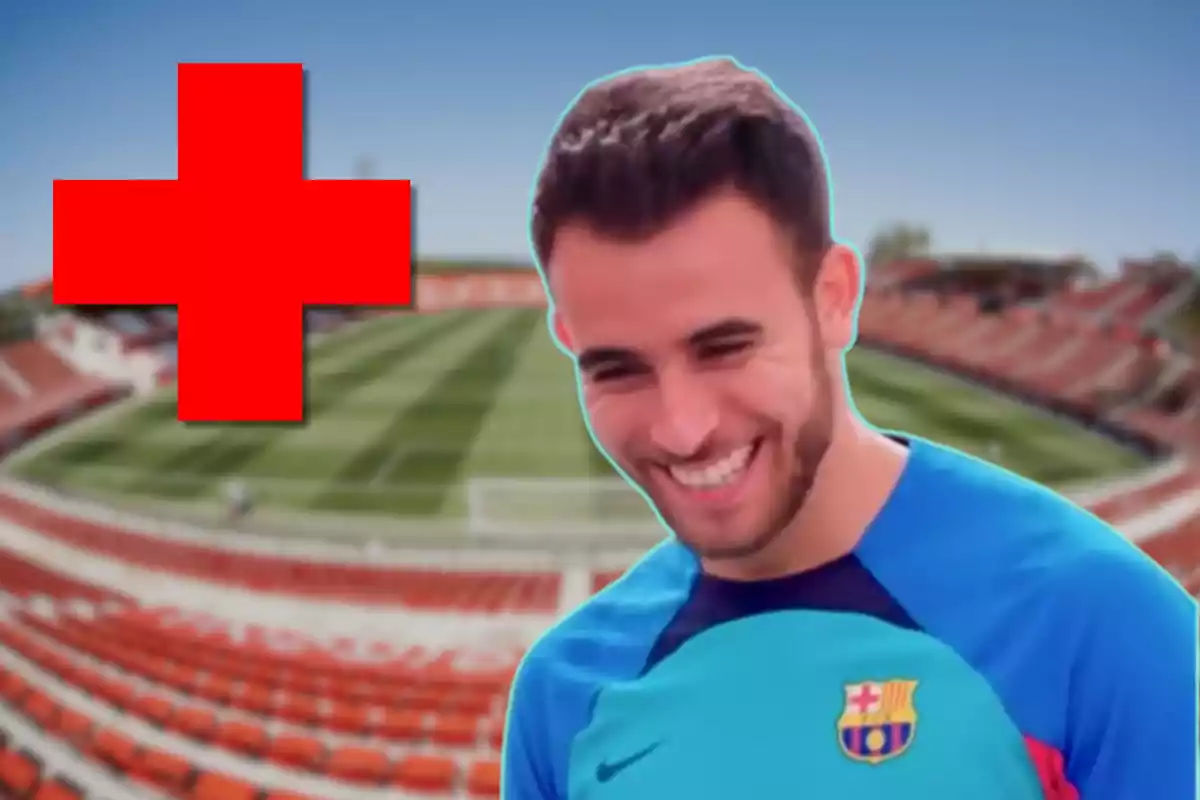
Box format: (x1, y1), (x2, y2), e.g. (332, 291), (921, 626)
(501, 57), (1198, 800)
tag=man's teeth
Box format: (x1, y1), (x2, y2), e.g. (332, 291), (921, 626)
(669, 444), (754, 488)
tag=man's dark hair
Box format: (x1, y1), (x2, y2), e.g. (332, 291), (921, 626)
(531, 58), (832, 282)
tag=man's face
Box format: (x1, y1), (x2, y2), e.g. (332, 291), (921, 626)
(548, 190), (849, 562)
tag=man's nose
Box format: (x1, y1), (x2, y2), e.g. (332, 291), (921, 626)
(649, 370), (718, 458)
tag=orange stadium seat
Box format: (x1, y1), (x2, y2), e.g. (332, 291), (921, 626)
(192, 771), (258, 800)
(277, 692), (321, 726)
(326, 744), (391, 783)
(432, 712), (482, 747)
(131, 692), (177, 728)
(193, 673), (236, 705)
(266, 732), (326, 771)
(377, 706), (426, 742)
(168, 705), (218, 742)
(46, 707), (93, 746)
(32, 778), (85, 800)
(394, 753), (457, 793)
(326, 699), (372, 734)
(467, 759), (502, 798)
(89, 727), (140, 772)
(231, 681), (276, 715)
(487, 719), (505, 751)
(87, 673), (137, 711)
(592, 570), (623, 593)
(213, 719), (269, 758)
(0, 747), (41, 795)
(134, 747), (194, 794)
(19, 688), (60, 731)
(0, 668), (31, 706)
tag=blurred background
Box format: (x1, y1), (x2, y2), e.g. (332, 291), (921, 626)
(0, 1), (1197, 798)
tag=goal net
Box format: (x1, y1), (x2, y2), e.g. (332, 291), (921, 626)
(465, 477), (661, 542)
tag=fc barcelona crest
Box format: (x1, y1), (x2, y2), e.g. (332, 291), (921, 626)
(836, 679), (919, 764)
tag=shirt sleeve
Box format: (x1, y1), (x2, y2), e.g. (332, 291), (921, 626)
(502, 649), (561, 800)
(1066, 547), (1198, 799)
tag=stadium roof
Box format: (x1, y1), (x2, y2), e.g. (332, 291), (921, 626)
(21, 278), (51, 298)
(934, 253), (1096, 275)
(17, 258), (538, 302)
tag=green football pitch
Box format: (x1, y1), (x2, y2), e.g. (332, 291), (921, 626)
(8, 308), (1145, 528)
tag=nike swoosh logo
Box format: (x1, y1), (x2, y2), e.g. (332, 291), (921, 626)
(596, 742), (661, 783)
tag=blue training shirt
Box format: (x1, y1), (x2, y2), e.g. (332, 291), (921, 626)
(502, 436), (1199, 799)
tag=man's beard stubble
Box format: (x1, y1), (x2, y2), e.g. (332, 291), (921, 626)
(666, 331), (835, 563)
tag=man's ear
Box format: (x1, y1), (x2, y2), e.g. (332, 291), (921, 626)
(814, 243), (862, 351)
(549, 308), (574, 354)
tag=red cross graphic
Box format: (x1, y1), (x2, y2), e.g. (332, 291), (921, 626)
(53, 63), (412, 422)
(848, 684), (881, 714)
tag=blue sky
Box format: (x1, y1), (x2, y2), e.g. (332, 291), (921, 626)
(1, 0), (1197, 289)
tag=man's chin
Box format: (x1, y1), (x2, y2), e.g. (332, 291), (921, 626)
(666, 516), (776, 561)
(643, 485), (779, 557)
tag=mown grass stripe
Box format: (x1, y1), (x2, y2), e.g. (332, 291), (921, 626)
(305, 313), (418, 365)
(124, 311), (477, 499)
(454, 319), (586, 478)
(24, 392), (188, 475)
(123, 434), (251, 498)
(14, 436), (131, 487)
(848, 353), (1139, 485)
(545, 348), (617, 480)
(302, 312), (477, 414)
(20, 315), (435, 480)
(315, 309), (542, 514)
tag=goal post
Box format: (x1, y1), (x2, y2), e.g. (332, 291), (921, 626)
(465, 477), (661, 541)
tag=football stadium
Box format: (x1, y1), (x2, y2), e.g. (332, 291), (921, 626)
(0, 256), (1196, 799)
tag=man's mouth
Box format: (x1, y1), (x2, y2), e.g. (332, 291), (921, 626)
(663, 437), (764, 494)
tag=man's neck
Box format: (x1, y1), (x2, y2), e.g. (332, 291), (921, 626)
(702, 421), (909, 582)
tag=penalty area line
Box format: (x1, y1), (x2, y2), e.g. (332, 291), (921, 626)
(369, 448), (407, 486)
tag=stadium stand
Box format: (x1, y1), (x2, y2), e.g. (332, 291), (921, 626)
(0, 610), (505, 798)
(0, 545), (123, 605)
(865, 258), (940, 288)
(0, 341), (123, 457)
(0, 489), (559, 612)
(0, 259), (1199, 797)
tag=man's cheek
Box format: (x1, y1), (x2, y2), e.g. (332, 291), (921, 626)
(582, 395), (622, 452)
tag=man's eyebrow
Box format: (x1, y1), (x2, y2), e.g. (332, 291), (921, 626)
(577, 346), (643, 372)
(686, 318), (763, 347)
